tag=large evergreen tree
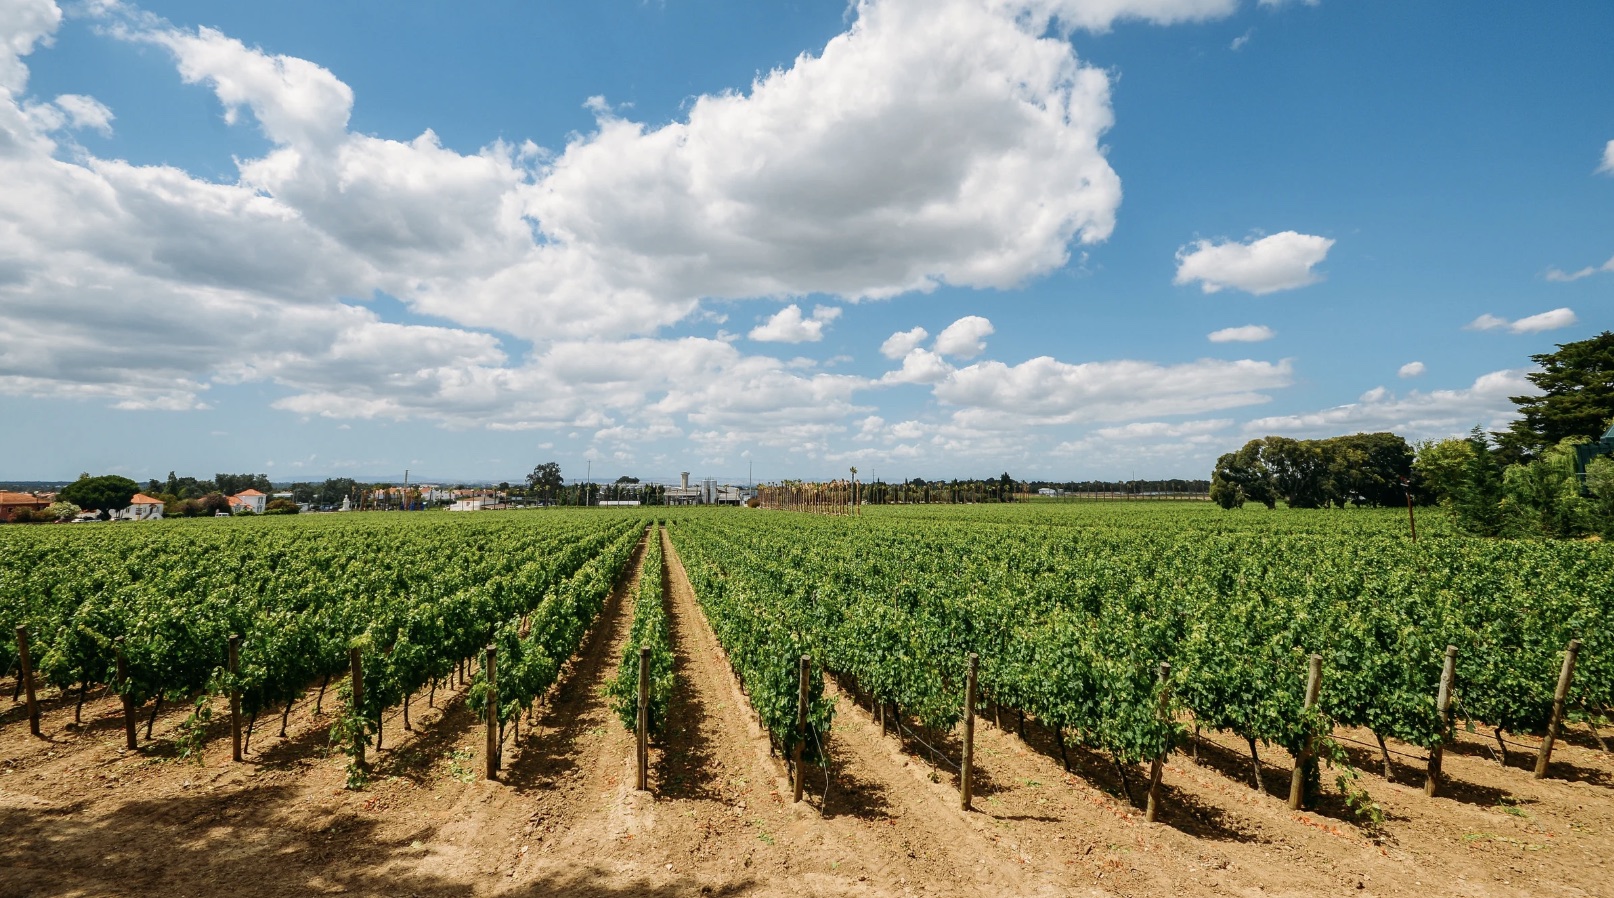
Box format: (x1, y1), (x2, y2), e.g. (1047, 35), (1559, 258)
(1496, 331), (1614, 463)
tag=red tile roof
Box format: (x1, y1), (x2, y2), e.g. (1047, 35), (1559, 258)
(232, 489), (266, 497)
(0, 492), (46, 506)
(129, 494), (162, 505)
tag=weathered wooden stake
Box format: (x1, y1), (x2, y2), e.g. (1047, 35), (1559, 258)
(1145, 661), (1171, 823)
(793, 655), (809, 803)
(349, 647), (366, 771)
(1425, 645), (1457, 797)
(1535, 638), (1582, 779)
(637, 646), (650, 792)
(116, 638), (136, 750)
(15, 627), (38, 737)
(485, 644), (499, 780)
(1289, 653), (1322, 810)
(961, 653), (978, 811)
(229, 634), (242, 761)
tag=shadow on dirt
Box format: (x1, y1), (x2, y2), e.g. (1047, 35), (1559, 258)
(0, 784), (472, 898)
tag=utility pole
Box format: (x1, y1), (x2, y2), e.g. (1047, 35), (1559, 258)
(586, 460), (592, 507)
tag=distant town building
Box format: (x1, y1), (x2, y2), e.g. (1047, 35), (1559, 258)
(0, 491), (47, 522)
(227, 489), (267, 514)
(117, 493), (165, 521)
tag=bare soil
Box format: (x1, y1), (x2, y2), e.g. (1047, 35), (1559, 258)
(0, 527), (1610, 897)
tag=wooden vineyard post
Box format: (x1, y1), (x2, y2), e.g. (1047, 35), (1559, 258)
(15, 627), (38, 737)
(485, 644), (499, 780)
(116, 638), (137, 749)
(793, 655), (809, 803)
(1145, 661), (1171, 823)
(1535, 638), (1582, 779)
(1426, 645), (1458, 797)
(228, 635), (242, 762)
(1289, 653), (1322, 810)
(636, 645), (650, 792)
(349, 647), (366, 771)
(961, 653), (978, 811)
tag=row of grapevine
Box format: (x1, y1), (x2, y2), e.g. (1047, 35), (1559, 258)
(664, 508), (1612, 788)
(466, 521), (642, 764)
(666, 523), (832, 760)
(0, 512), (643, 749)
(605, 524), (673, 735)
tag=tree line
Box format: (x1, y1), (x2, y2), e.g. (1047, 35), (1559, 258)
(1210, 331), (1614, 540)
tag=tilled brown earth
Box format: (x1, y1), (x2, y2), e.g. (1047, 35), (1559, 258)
(0, 526), (1610, 897)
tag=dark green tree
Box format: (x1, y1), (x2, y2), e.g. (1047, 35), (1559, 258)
(1263, 437), (1330, 508)
(1452, 426), (1506, 536)
(527, 462), (564, 501)
(1496, 331), (1614, 463)
(1211, 440), (1277, 509)
(59, 475), (139, 513)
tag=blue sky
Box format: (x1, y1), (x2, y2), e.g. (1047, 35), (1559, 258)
(1, 0), (1610, 485)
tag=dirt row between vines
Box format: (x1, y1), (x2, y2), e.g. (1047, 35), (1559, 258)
(0, 524), (1611, 897)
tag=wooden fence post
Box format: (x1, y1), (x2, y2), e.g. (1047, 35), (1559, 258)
(637, 645), (650, 792)
(1535, 638), (1582, 779)
(961, 653), (978, 811)
(1425, 645), (1458, 797)
(348, 647), (366, 771)
(793, 655), (808, 803)
(1289, 653), (1322, 810)
(116, 638), (137, 749)
(15, 627), (38, 737)
(228, 635), (242, 761)
(485, 644), (499, 780)
(1146, 661), (1171, 823)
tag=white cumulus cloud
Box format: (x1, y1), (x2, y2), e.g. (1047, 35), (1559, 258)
(1464, 308), (1578, 334)
(933, 315), (996, 358)
(1243, 370), (1532, 441)
(879, 326), (929, 359)
(1174, 231), (1334, 295)
(1600, 139), (1614, 174)
(0, 0), (1142, 426)
(1207, 324), (1274, 343)
(1397, 361), (1425, 378)
(933, 356), (1293, 424)
(748, 304), (842, 343)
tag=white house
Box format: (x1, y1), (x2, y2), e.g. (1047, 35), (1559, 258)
(116, 493), (165, 521)
(448, 497), (490, 512)
(228, 489), (267, 514)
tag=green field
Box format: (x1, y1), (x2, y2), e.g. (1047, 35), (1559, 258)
(2, 502), (1609, 785)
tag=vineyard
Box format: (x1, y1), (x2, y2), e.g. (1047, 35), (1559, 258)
(0, 504), (1611, 897)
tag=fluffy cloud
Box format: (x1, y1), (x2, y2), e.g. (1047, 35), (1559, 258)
(1174, 231), (1334, 295)
(933, 316), (995, 358)
(508, 0), (1127, 331)
(880, 348), (954, 385)
(1464, 308), (1578, 334)
(1, 0), (1138, 428)
(1242, 369), (1531, 441)
(0, 0), (59, 94)
(932, 356), (1293, 423)
(1207, 324), (1274, 343)
(1397, 361), (1425, 378)
(1600, 139), (1614, 174)
(879, 326), (929, 359)
(748, 304), (841, 343)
